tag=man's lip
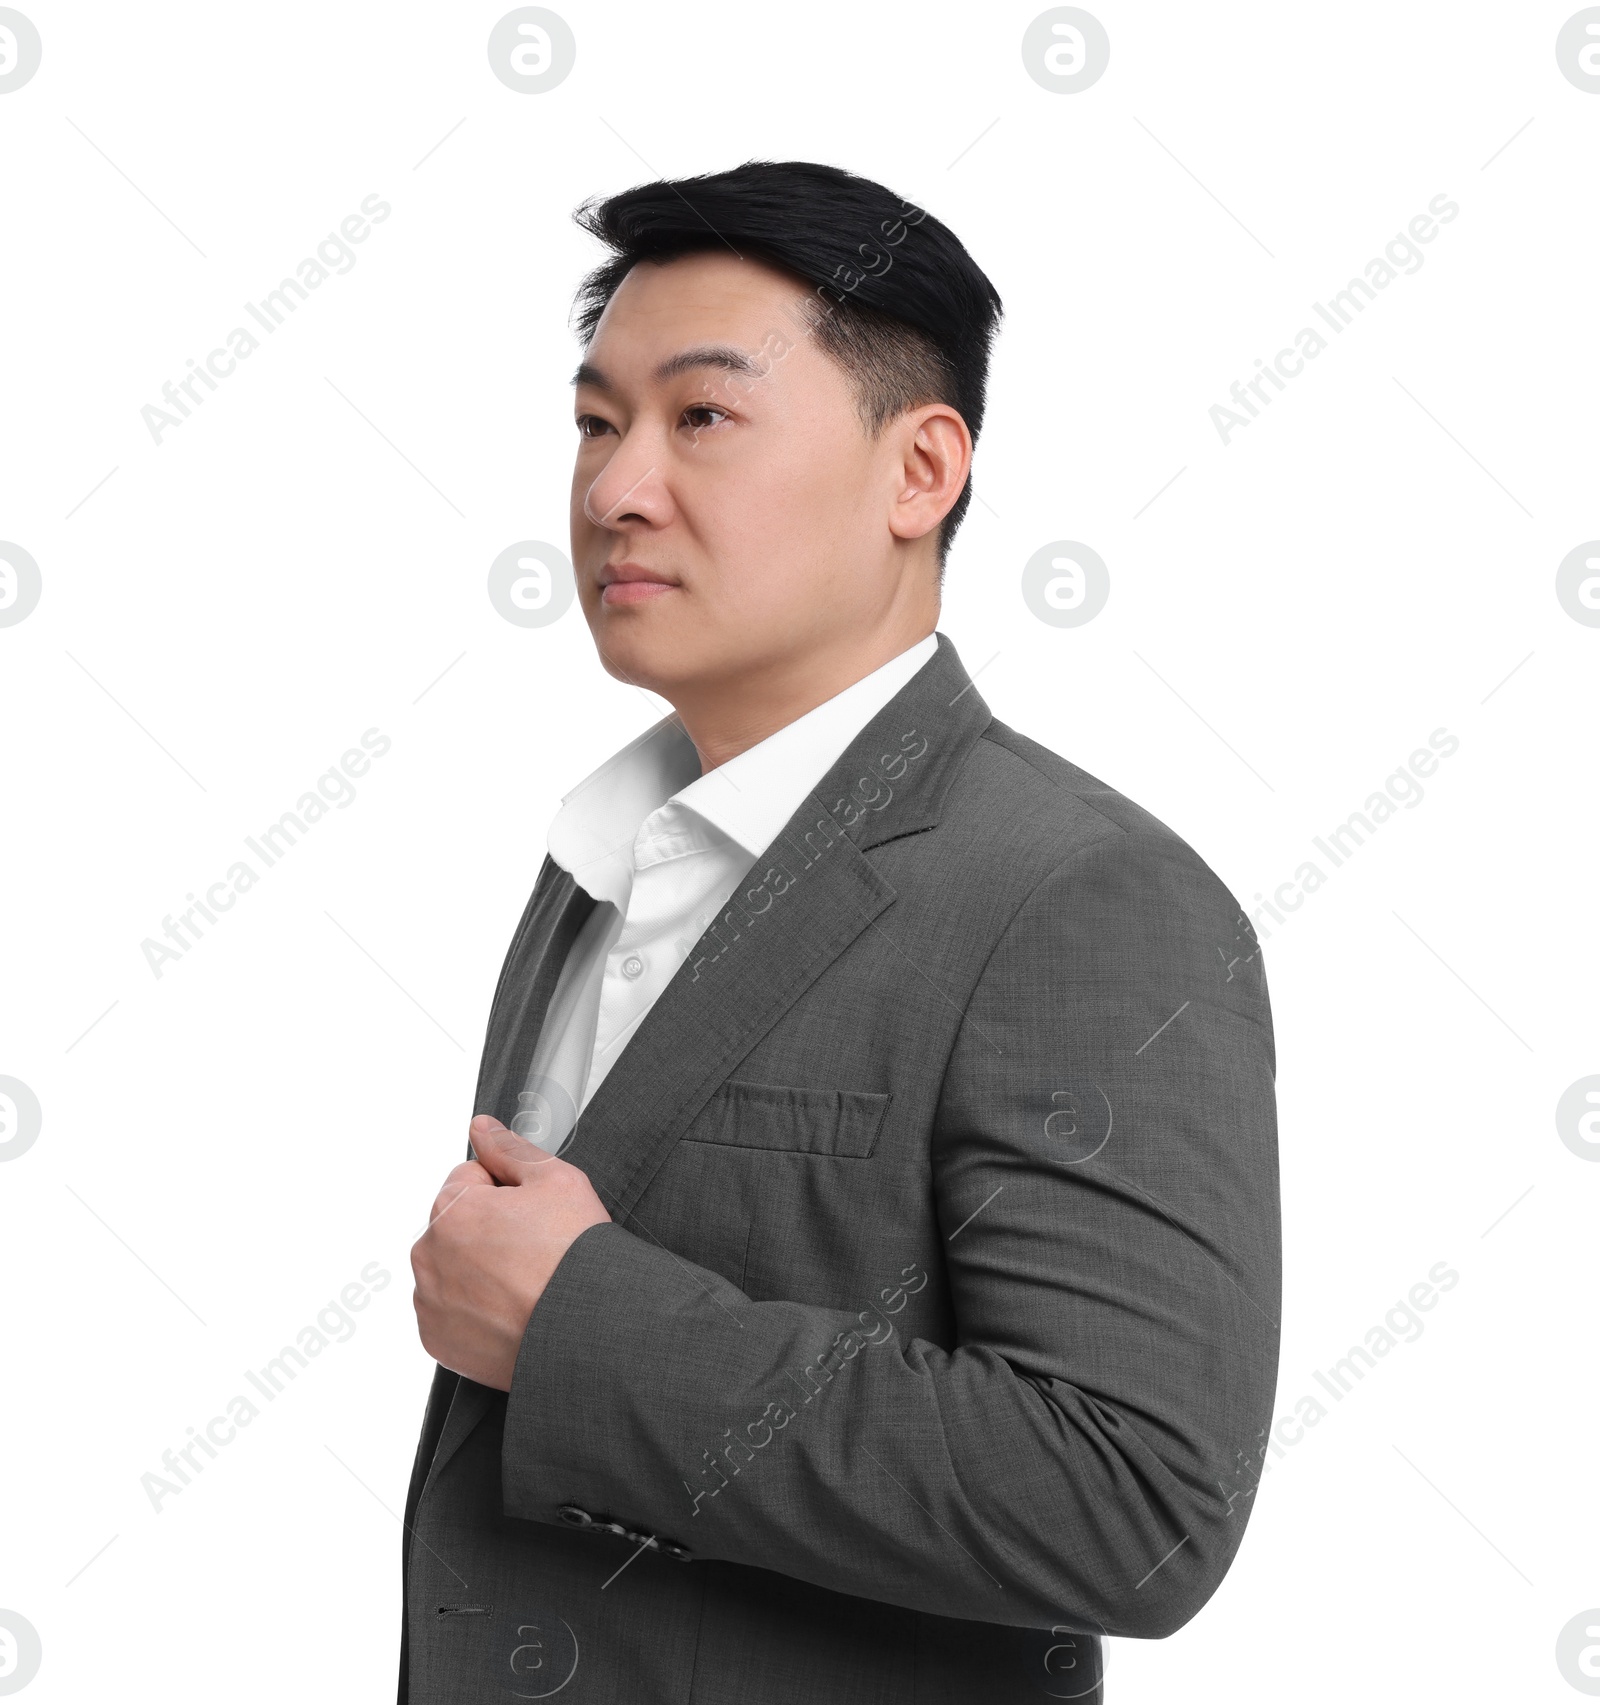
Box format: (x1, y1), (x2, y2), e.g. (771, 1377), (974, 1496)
(597, 562), (680, 605)
(599, 562), (677, 587)
(600, 580), (678, 606)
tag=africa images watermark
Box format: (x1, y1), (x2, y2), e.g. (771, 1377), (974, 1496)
(1215, 1259), (1460, 1519)
(140, 727), (391, 978)
(1231, 726), (1460, 953)
(667, 196), (931, 451)
(681, 1259), (931, 1514)
(1209, 193), (1460, 445)
(140, 1260), (393, 1513)
(140, 193), (392, 445)
(683, 729), (931, 980)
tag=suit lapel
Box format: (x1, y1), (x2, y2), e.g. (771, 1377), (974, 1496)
(425, 631), (991, 1489)
(422, 857), (596, 1495)
(473, 862), (598, 1124)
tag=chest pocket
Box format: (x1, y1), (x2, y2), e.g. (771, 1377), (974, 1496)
(682, 1078), (889, 1159)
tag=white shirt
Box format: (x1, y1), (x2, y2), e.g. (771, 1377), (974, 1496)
(512, 634), (937, 1153)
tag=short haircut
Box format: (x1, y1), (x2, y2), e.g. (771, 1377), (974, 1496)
(570, 159), (1004, 572)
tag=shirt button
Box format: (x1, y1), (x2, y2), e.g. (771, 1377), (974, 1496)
(621, 953), (644, 980)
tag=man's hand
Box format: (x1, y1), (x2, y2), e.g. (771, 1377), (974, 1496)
(410, 1113), (611, 1391)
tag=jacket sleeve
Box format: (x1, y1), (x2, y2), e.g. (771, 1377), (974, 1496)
(499, 827), (1281, 1640)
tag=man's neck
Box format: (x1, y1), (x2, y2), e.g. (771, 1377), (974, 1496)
(673, 624), (936, 774)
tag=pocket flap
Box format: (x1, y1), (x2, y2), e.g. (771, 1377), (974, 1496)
(685, 1079), (889, 1158)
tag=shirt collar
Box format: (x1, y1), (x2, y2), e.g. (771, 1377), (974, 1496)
(547, 634), (937, 907)
(676, 633), (937, 856)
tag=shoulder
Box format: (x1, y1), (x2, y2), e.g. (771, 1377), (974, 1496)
(973, 718), (1176, 837)
(935, 716), (1223, 886)
(942, 720), (1270, 1033)
(903, 717), (1253, 964)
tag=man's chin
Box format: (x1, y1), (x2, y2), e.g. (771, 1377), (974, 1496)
(594, 626), (686, 699)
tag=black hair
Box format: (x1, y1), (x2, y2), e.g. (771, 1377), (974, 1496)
(570, 159), (1004, 571)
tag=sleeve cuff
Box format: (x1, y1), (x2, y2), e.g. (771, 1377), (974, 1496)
(500, 1218), (726, 1526)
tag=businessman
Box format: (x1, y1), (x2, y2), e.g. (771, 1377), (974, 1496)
(401, 160), (1281, 1703)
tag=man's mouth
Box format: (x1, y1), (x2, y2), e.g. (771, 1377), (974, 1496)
(599, 563), (680, 607)
(601, 580), (677, 606)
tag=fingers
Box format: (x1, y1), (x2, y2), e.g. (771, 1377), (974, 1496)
(443, 1159), (494, 1190)
(469, 1113), (556, 1183)
(429, 1161), (493, 1225)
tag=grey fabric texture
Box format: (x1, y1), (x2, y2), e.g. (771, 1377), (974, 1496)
(398, 631), (1281, 1704)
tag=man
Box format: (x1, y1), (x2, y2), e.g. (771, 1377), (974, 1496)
(401, 160), (1280, 1704)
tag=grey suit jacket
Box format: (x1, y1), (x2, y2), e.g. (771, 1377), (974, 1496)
(398, 631), (1280, 1704)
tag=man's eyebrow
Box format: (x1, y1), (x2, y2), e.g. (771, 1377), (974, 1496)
(571, 344), (766, 392)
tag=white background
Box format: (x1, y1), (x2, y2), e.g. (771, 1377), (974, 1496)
(2, 2), (1597, 1699)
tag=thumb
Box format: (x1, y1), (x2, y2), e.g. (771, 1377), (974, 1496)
(468, 1113), (549, 1182)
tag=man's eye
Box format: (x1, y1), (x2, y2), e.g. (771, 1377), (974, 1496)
(683, 405), (728, 432)
(575, 414), (613, 438)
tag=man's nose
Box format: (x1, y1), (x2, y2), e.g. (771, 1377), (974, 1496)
(582, 436), (667, 529)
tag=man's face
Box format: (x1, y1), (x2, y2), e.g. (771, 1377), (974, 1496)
(569, 251), (931, 698)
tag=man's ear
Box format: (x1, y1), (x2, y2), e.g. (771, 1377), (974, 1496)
(888, 404), (971, 543)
